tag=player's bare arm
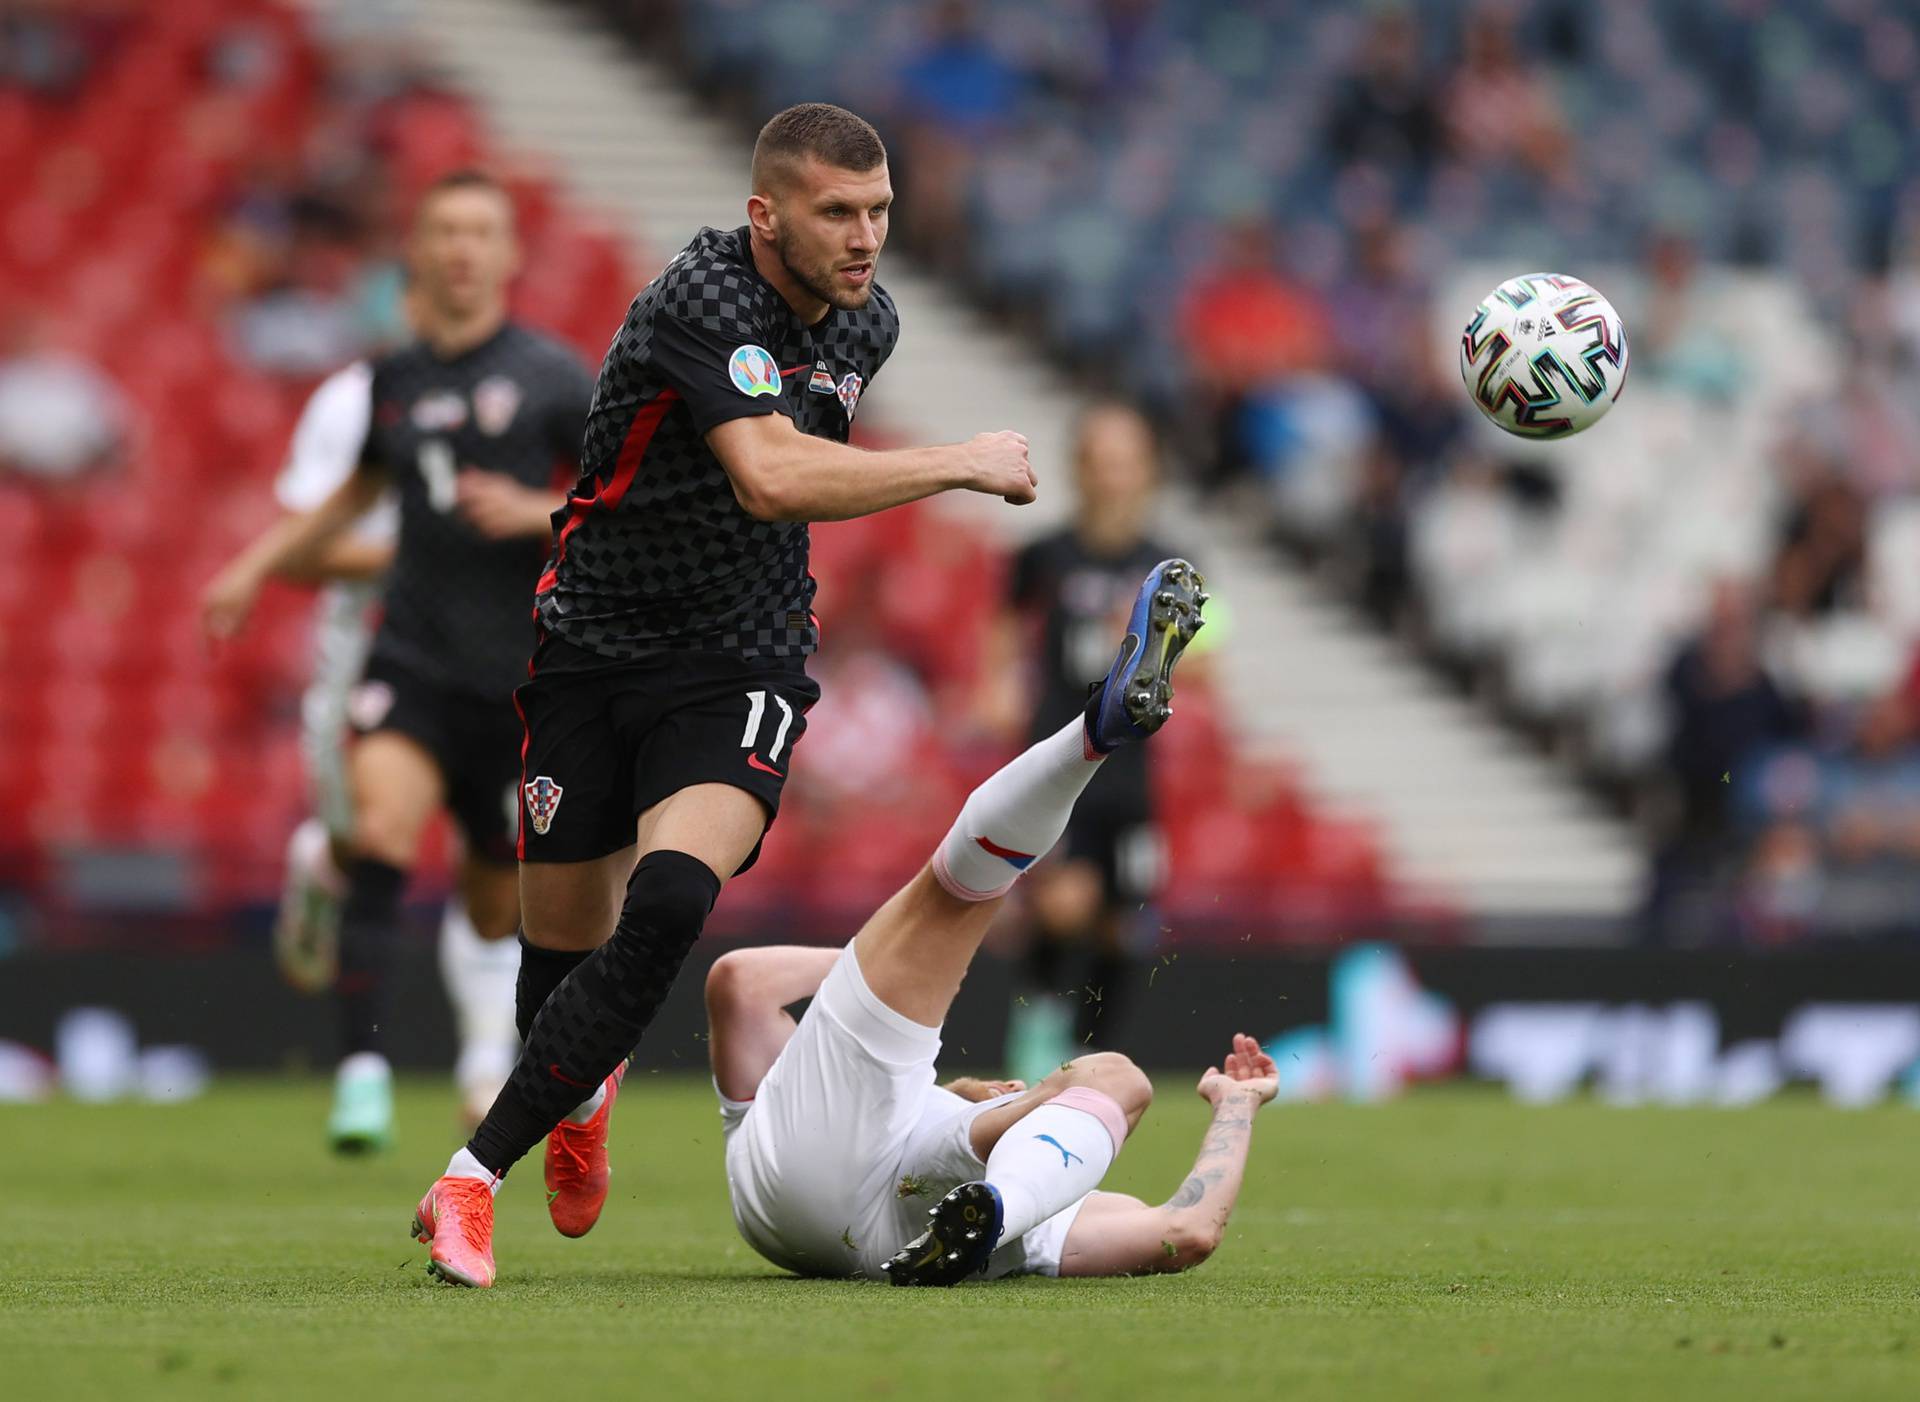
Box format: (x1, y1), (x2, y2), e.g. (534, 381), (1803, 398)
(708, 415), (1034, 522)
(973, 608), (1030, 741)
(200, 466), (388, 639)
(1055, 1033), (1277, 1277)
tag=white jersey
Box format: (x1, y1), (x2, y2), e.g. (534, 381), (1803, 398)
(274, 359), (396, 540)
(274, 361), (396, 833)
(717, 946), (1085, 1281)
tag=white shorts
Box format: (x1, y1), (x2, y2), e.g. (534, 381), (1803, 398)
(719, 944), (1084, 1281)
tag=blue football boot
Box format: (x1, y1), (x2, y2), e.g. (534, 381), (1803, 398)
(1083, 558), (1208, 753)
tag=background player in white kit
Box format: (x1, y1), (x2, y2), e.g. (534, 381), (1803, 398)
(210, 357), (521, 1133)
(205, 173), (593, 1156)
(413, 559), (1274, 1287)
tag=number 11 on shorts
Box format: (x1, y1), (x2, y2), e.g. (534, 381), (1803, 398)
(740, 689), (795, 763)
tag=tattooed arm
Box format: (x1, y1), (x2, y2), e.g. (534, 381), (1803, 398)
(1056, 1033), (1278, 1277)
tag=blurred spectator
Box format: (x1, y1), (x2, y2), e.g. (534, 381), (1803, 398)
(1646, 579), (1806, 941)
(1178, 222), (1332, 490)
(0, 313), (129, 483)
(1325, 10), (1440, 175)
(1772, 475), (1868, 620)
(895, 0), (1020, 136)
(223, 191), (375, 377)
(200, 161), (403, 378)
(1741, 685), (1920, 941)
(0, 1), (122, 99)
(1331, 217), (1429, 391)
(1440, 6), (1570, 182)
(1823, 689), (1920, 867)
(1180, 222), (1331, 391)
(890, 0), (1022, 261)
(1631, 234), (1748, 403)
(1662, 579), (1804, 849)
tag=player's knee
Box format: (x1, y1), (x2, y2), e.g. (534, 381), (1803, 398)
(1058, 1051), (1152, 1127)
(613, 850), (722, 955)
(704, 949), (759, 1015)
(459, 867), (520, 940)
(350, 808), (420, 867)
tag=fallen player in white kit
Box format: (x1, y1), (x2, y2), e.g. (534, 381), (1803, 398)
(705, 560), (1278, 1284)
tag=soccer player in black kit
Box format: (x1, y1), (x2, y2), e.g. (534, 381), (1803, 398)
(981, 403), (1193, 1084)
(203, 171), (594, 1150)
(408, 104), (1037, 1287)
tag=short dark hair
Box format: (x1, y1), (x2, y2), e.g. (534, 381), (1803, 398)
(415, 168), (513, 224)
(1073, 398), (1163, 474)
(751, 103), (886, 193)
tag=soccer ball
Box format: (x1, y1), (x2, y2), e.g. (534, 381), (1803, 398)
(1458, 273), (1628, 438)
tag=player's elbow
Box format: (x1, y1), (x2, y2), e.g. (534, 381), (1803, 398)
(727, 465), (802, 523)
(704, 950), (761, 1015)
(1161, 1216), (1223, 1272)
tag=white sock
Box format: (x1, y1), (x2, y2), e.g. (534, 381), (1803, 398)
(932, 718), (1103, 901)
(563, 1079), (607, 1124)
(445, 1145), (504, 1193)
(289, 816), (346, 896)
(983, 1089), (1126, 1240)
(336, 1050), (390, 1081)
(437, 901), (520, 1100)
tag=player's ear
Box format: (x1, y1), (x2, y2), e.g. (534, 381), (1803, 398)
(746, 190), (778, 242)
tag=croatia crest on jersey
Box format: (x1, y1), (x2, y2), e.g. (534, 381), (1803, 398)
(835, 371), (864, 419)
(523, 775), (564, 836)
(472, 375), (523, 435)
(727, 344), (782, 397)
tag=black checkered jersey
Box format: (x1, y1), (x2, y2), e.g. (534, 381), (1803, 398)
(362, 321), (594, 700)
(536, 224), (899, 661)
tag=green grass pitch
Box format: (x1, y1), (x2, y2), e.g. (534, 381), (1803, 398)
(4, 1076), (1919, 1401)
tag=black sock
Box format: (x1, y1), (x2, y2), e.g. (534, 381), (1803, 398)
(1076, 947), (1131, 1047)
(337, 857), (406, 1058)
(514, 935), (593, 1043)
(1025, 931), (1066, 994)
(466, 850), (719, 1175)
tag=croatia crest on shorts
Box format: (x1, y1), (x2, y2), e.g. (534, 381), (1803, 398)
(524, 775), (564, 836)
(727, 344), (782, 397)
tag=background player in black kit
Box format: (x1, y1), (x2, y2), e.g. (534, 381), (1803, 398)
(202, 171), (594, 1151)
(408, 103), (1038, 1288)
(980, 403), (1193, 1084)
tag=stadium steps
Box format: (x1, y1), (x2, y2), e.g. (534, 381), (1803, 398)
(385, 0), (1647, 934)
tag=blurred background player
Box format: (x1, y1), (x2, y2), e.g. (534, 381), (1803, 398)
(981, 402), (1193, 1083)
(200, 311), (523, 1138)
(201, 170), (595, 1151)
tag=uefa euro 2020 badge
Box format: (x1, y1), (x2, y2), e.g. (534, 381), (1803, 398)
(727, 344), (782, 397)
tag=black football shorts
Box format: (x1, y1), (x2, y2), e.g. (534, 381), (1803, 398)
(347, 654), (524, 866)
(1061, 799), (1166, 909)
(515, 631), (820, 870)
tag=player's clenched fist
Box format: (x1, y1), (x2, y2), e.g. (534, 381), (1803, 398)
(964, 430), (1036, 505)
